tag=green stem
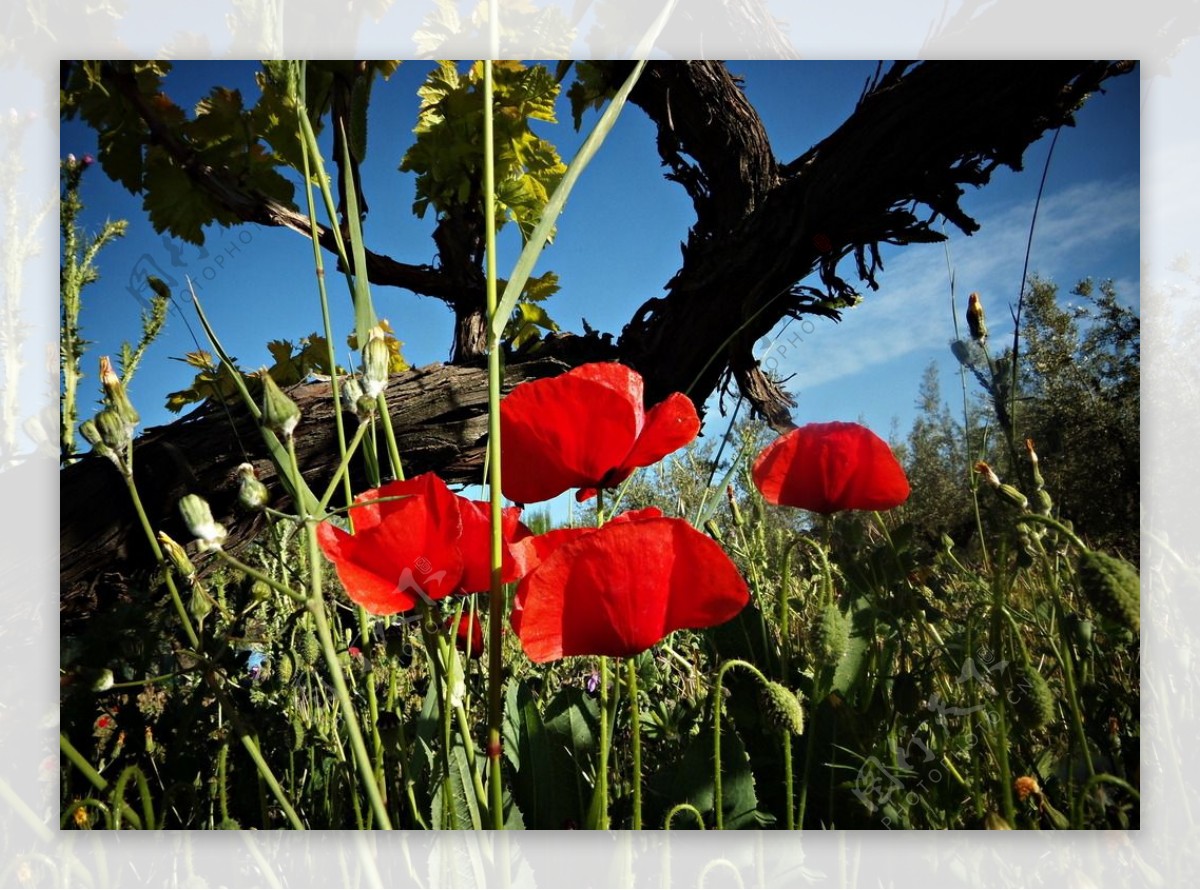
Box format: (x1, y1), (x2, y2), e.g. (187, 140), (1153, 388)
(782, 729), (795, 830)
(664, 803), (706, 830)
(481, 57), (509, 831)
(59, 734), (143, 829)
(711, 658), (770, 830)
(121, 470), (200, 649)
(989, 570), (1016, 826)
(597, 655), (611, 829)
(627, 658), (643, 829)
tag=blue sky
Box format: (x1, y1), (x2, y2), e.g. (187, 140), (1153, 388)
(61, 61), (1140, 495)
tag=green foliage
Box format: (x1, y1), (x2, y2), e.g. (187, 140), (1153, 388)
(62, 61), (297, 245)
(401, 60), (566, 243)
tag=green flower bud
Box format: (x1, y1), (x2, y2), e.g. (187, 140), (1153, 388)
(339, 374), (364, 413)
(95, 407), (131, 452)
(178, 493), (227, 551)
(99, 355), (140, 430)
(189, 581), (213, 623)
(760, 680), (805, 735)
(236, 463), (269, 512)
(249, 579), (272, 602)
(998, 483), (1029, 511)
(79, 418), (116, 463)
(259, 371), (301, 440)
(361, 325), (391, 399)
(157, 530), (196, 581)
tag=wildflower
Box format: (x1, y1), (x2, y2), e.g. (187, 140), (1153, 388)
(500, 362), (700, 504)
(752, 422), (910, 514)
(317, 472), (530, 615)
(1015, 776), (1041, 801)
(509, 507), (749, 662)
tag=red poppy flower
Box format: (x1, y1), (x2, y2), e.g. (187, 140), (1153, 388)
(500, 362), (700, 504)
(752, 422), (910, 514)
(510, 508), (750, 663)
(446, 611), (485, 659)
(317, 472), (530, 615)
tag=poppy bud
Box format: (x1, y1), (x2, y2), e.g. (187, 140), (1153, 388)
(815, 601), (850, 663)
(760, 680), (805, 735)
(300, 628), (320, 666)
(259, 371), (301, 440)
(1076, 549), (1140, 633)
(361, 325), (391, 399)
(178, 493), (227, 551)
(236, 463), (269, 511)
(1014, 665), (1055, 730)
(290, 714), (306, 751)
(157, 530), (196, 581)
(275, 652), (295, 685)
(99, 356), (140, 430)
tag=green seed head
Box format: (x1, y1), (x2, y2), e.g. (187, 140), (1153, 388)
(815, 601), (850, 664)
(1015, 664), (1056, 730)
(1076, 549), (1140, 633)
(760, 680), (805, 736)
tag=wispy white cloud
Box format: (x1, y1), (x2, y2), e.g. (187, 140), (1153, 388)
(763, 176), (1140, 392)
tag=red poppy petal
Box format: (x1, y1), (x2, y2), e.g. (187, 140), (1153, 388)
(752, 422), (910, 513)
(618, 391), (700, 479)
(457, 500), (532, 592)
(318, 474), (466, 613)
(513, 516), (748, 662)
(500, 364), (643, 503)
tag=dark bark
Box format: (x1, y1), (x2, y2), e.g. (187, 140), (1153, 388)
(615, 61), (1135, 424)
(59, 354), (605, 629)
(61, 60), (1135, 619)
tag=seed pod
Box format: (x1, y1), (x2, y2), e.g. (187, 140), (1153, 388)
(289, 715), (306, 752)
(815, 601), (850, 664)
(760, 680), (805, 736)
(275, 651), (295, 685)
(1014, 664), (1055, 730)
(260, 371), (301, 440)
(178, 494), (227, 551)
(1076, 549), (1140, 633)
(300, 628), (321, 666)
(236, 463), (269, 512)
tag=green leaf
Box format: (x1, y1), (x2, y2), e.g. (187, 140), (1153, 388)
(650, 717), (771, 829)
